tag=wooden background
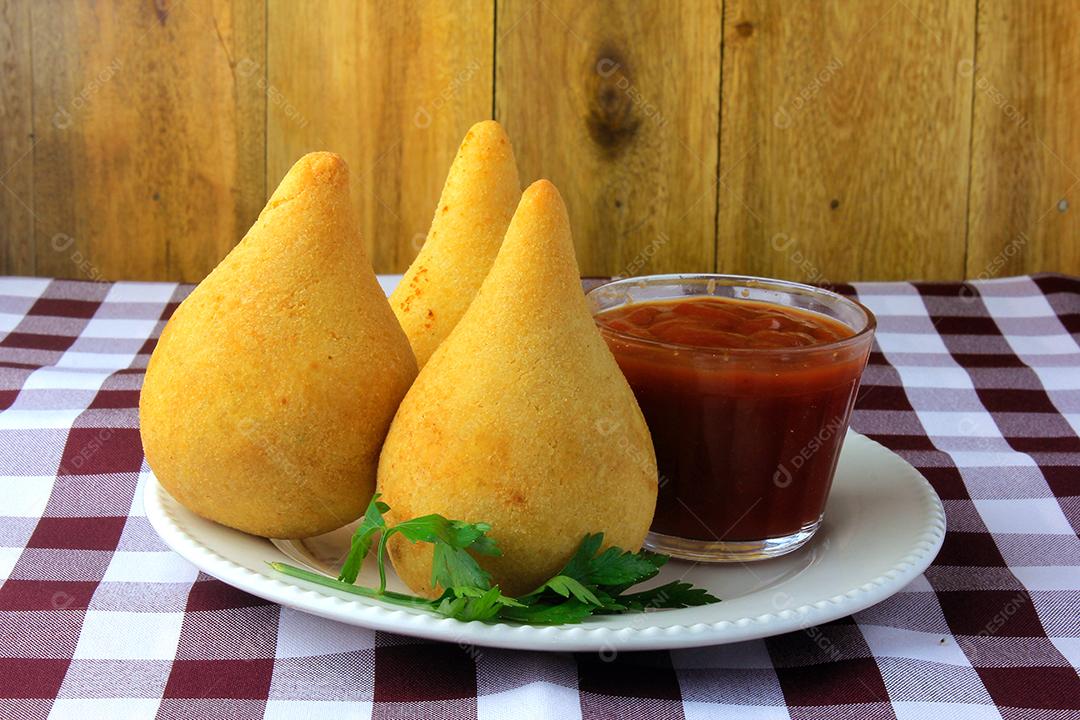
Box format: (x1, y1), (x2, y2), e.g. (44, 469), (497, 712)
(1, 0), (1077, 283)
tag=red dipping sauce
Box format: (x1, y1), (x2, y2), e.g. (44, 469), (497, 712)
(589, 275), (876, 561)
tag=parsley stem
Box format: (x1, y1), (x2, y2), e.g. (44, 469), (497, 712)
(268, 562), (432, 610)
(376, 528), (395, 594)
(270, 497), (720, 626)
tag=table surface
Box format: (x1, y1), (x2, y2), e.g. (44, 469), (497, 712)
(0, 273), (1078, 720)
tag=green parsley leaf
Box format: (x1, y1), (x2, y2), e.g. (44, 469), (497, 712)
(272, 500), (720, 627)
(500, 599), (597, 625)
(585, 544), (667, 591)
(617, 580), (720, 610)
(557, 533), (604, 581)
(391, 514), (485, 548)
(383, 513), (500, 591)
(431, 540), (493, 590)
(548, 532), (667, 592)
(524, 575), (603, 606)
(337, 495), (389, 584)
(433, 586), (524, 622)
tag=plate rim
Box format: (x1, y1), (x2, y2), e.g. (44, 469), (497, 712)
(143, 431), (946, 652)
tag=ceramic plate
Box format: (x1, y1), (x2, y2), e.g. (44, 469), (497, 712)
(144, 431), (944, 652)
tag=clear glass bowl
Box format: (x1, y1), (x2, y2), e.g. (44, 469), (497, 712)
(588, 274), (876, 561)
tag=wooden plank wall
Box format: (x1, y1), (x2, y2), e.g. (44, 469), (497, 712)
(28, 0), (266, 282)
(497, 0), (722, 276)
(718, 0), (974, 282)
(266, 0), (494, 269)
(1, 0), (1077, 282)
(966, 0), (1080, 278)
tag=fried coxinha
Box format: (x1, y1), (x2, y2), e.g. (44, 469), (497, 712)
(390, 120), (521, 368)
(139, 129), (667, 616)
(140, 152), (417, 539)
(378, 180), (658, 598)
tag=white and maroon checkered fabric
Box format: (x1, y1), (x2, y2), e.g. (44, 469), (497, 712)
(0, 274), (1077, 720)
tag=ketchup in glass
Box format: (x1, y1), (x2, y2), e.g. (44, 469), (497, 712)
(589, 276), (875, 561)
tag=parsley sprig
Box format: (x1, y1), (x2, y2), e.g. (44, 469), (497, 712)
(270, 494), (719, 625)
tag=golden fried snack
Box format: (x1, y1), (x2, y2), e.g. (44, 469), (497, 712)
(140, 152), (417, 539)
(390, 120), (520, 367)
(377, 180), (658, 597)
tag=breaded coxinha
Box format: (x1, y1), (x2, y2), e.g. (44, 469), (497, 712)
(378, 180), (658, 597)
(390, 120), (521, 367)
(140, 152), (418, 539)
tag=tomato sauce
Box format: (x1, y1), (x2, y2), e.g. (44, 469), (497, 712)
(600, 296), (854, 349)
(596, 295), (869, 543)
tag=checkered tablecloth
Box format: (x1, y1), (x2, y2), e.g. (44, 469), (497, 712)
(1, 273), (1078, 720)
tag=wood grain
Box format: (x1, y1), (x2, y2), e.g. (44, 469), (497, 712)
(496, 0), (722, 276)
(0, 0), (33, 275)
(717, 0), (975, 282)
(266, 0), (494, 273)
(966, 0), (1080, 278)
(30, 0), (265, 282)
(6, 2), (1079, 281)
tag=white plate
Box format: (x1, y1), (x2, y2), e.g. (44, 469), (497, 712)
(144, 431), (945, 652)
